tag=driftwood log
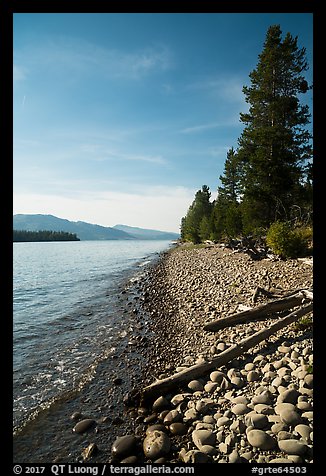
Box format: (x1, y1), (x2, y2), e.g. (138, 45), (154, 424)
(224, 236), (269, 260)
(203, 289), (312, 332)
(140, 300), (313, 404)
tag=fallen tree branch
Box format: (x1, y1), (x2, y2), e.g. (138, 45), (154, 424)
(203, 289), (312, 332)
(140, 302), (313, 404)
(252, 286), (280, 303)
(300, 289), (313, 300)
(223, 236), (270, 260)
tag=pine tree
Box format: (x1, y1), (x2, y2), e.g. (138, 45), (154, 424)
(237, 24), (312, 232)
(212, 148), (243, 239)
(219, 147), (242, 202)
(181, 185), (213, 243)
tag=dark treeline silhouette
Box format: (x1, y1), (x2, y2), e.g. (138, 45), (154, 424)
(13, 229), (80, 242)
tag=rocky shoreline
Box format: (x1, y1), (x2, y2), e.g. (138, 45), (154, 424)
(107, 243), (313, 464)
(14, 243), (312, 464)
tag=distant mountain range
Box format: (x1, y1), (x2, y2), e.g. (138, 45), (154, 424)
(113, 224), (179, 240)
(13, 214), (180, 241)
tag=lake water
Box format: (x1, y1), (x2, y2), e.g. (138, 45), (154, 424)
(13, 240), (173, 434)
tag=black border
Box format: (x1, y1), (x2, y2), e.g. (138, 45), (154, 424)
(8, 0), (316, 14)
(5, 0), (320, 471)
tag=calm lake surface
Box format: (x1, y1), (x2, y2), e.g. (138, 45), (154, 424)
(13, 240), (173, 434)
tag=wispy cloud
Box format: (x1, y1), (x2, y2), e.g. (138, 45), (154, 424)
(180, 122), (225, 134)
(76, 143), (167, 165)
(187, 74), (247, 105)
(15, 38), (173, 81)
(14, 134), (168, 167)
(178, 74), (247, 135)
(180, 117), (241, 134)
(54, 122), (171, 144)
(99, 149), (167, 165)
(121, 46), (172, 78)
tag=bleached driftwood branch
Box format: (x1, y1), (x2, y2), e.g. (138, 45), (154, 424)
(140, 301), (312, 403)
(203, 289), (312, 332)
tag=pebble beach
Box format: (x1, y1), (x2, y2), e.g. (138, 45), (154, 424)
(14, 243), (313, 464)
(109, 243), (313, 464)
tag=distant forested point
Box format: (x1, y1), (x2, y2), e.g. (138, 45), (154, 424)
(13, 229), (80, 242)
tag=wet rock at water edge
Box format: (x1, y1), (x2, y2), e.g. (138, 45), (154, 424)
(70, 412), (83, 421)
(73, 419), (96, 434)
(143, 413), (157, 424)
(163, 409), (183, 425)
(120, 456), (138, 464)
(169, 422), (188, 435)
(111, 435), (138, 460)
(146, 424), (167, 435)
(112, 416), (124, 425)
(152, 396), (170, 412)
(143, 430), (171, 459)
(81, 443), (97, 461)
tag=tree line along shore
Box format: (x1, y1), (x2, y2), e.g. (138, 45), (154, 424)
(13, 229), (80, 242)
(181, 25), (312, 261)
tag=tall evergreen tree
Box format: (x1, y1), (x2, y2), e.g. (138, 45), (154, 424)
(237, 24), (312, 232)
(181, 185), (213, 243)
(212, 148), (243, 239)
(218, 147), (242, 203)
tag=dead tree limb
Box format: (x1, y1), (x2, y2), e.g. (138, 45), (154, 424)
(140, 302), (313, 404)
(301, 289), (313, 300)
(252, 286), (279, 303)
(203, 289), (312, 332)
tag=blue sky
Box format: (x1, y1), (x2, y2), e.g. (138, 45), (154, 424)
(13, 13), (313, 233)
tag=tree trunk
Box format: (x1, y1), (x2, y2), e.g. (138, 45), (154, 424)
(140, 302), (312, 404)
(203, 289), (312, 332)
